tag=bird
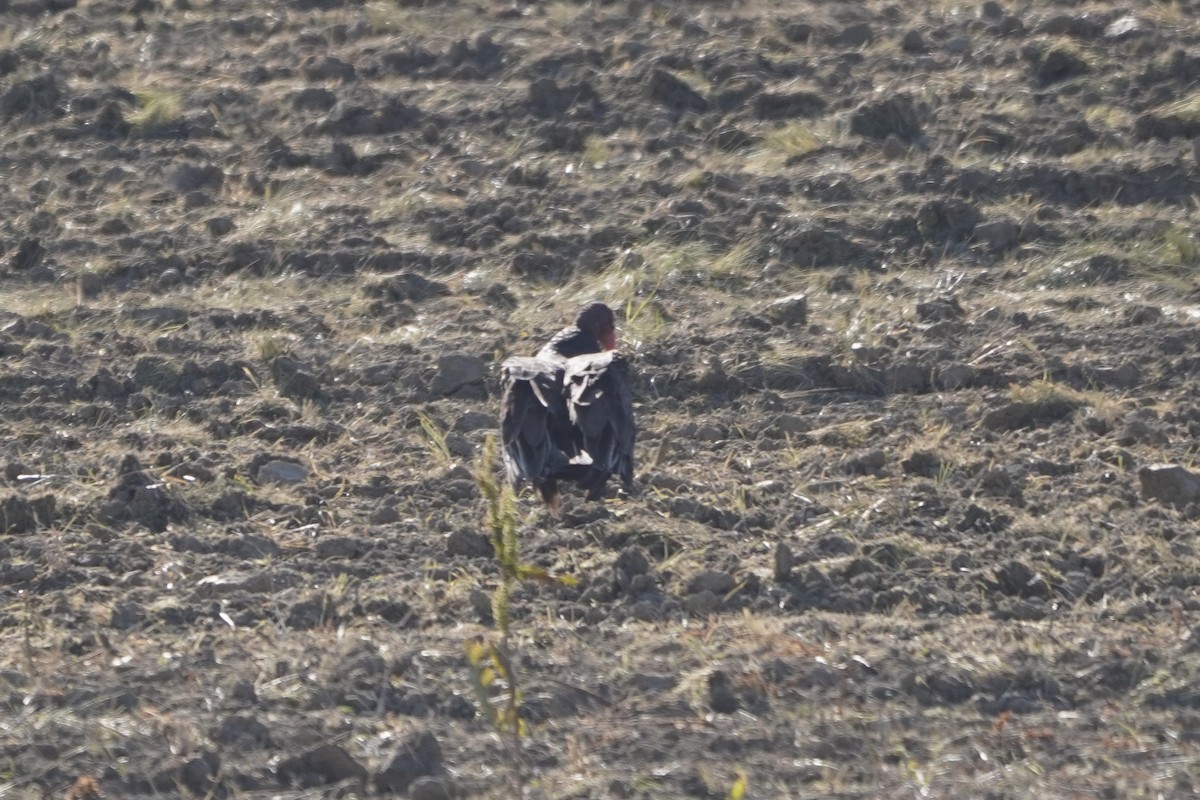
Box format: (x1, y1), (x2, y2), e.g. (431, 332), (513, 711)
(500, 302), (635, 513)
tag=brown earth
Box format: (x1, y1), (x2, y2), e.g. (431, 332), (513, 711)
(3, 0), (1200, 797)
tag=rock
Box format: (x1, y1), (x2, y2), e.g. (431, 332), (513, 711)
(1037, 14), (1104, 37)
(1090, 362), (1141, 390)
(0, 493), (55, 533)
(646, 67), (708, 112)
(131, 355), (181, 394)
(276, 743), (367, 787)
(445, 529), (491, 558)
(616, 546), (650, 577)
(269, 356), (321, 400)
(827, 271), (855, 292)
(256, 459), (306, 485)
(157, 268), (183, 289)
(957, 503), (1011, 533)
(0, 562), (36, 584)
(286, 595), (336, 630)
(774, 541), (794, 581)
(982, 399), (1078, 431)
(1045, 254), (1128, 286)
(838, 22), (873, 47)
(1036, 47), (1090, 85)
(776, 223), (870, 268)
(942, 36), (971, 55)
(314, 536), (361, 559)
(1124, 304), (1162, 325)
(782, 21), (816, 43)
(754, 91), (825, 120)
(178, 754), (220, 795)
(901, 669), (974, 706)
(841, 448), (885, 475)
(9, 237), (45, 271)
(363, 272), (450, 303)
(765, 293), (807, 326)
(628, 673), (679, 693)
(302, 54), (355, 82)
(369, 502), (401, 524)
(1, 73), (64, 121)
(685, 590), (719, 615)
(205, 216), (235, 237)
(980, 0), (1005, 19)
(528, 77), (571, 116)
(707, 670), (740, 713)
(315, 97), (420, 136)
(901, 450), (944, 478)
(917, 198), (981, 244)
(195, 569), (303, 598)
(481, 282), (517, 309)
(316, 140), (357, 176)
(934, 363), (978, 391)
(468, 589), (492, 621)
(444, 432), (474, 460)
(511, 251), (567, 279)
(110, 602), (145, 630)
(121, 306), (189, 328)
(77, 271), (104, 298)
(453, 410), (494, 432)
(220, 533), (280, 559)
(972, 218), (1020, 253)
(229, 681), (257, 704)
(993, 15), (1024, 35)
(885, 363), (928, 394)
(409, 775), (460, 800)
(1119, 415), (1167, 446)
(529, 77), (598, 118)
(375, 731), (444, 793)
(0, 669), (26, 689)
(688, 569), (736, 595)
(1139, 464), (1200, 508)
(164, 162), (223, 193)
(709, 81), (765, 118)
(901, 29), (926, 53)
(992, 560), (1051, 599)
(211, 714), (274, 747)
(106, 455), (188, 532)
(916, 296), (964, 322)
(882, 134), (908, 158)
(849, 94), (922, 141)
(1105, 15), (1147, 42)
(430, 354), (486, 396)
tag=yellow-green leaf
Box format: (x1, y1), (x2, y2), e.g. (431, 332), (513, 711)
(727, 771), (747, 800)
(517, 564), (552, 582)
(465, 640), (487, 665)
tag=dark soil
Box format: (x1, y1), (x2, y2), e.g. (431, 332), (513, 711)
(4, 0), (1200, 797)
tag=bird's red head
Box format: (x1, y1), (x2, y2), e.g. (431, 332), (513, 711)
(576, 302), (618, 351)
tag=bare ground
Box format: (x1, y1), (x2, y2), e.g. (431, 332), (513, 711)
(4, 0), (1200, 797)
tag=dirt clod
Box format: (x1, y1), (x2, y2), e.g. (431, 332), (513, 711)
(375, 731), (444, 794)
(1139, 463), (1200, 508)
(277, 744), (367, 788)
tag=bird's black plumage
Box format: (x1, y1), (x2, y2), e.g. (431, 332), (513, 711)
(500, 303), (634, 511)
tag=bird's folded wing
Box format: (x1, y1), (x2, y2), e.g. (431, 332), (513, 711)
(564, 351), (635, 486)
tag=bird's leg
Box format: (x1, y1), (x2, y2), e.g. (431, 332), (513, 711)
(583, 471), (609, 502)
(537, 481), (563, 519)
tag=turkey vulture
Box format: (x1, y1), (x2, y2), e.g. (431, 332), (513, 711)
(500, 302), (635, 512)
